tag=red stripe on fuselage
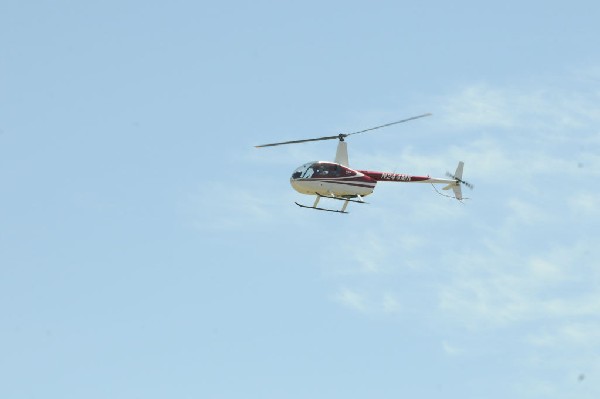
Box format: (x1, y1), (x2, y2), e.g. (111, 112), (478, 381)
(358, 170), (431, 182)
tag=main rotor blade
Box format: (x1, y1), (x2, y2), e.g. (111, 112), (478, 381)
(255, 135), (340, 148)
(345, 113), (432, 137)
(255, 113), (431, 148)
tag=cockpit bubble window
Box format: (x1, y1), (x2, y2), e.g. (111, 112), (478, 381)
(312, 162), (342, 178)
(292, 162), (344, 179)
(291, 162), (317, 179)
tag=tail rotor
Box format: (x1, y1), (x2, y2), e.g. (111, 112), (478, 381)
(445, 171), (474, 190)
(440, 161), (473, 201)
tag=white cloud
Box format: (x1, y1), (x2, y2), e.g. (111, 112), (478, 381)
(323, 75), (600, 389)
(569, 192), (600, 216)
(184, 178), (311, 232)
(260, 74), (600, 380)
(439, 236), (600, 329)
(529, 257), (563, 283)
(437, 76), (600, 136)
(505, 197), (548, 226)
(346, 231), (390, 274)
(528, 322), (600, 348)
(333, 288), (404, 315)
(381, 292), (402, 314)
(334, 287), (368, 313)
(186, 183), (274, 231)
(322, 228), (428, 276)
(442, 341), (463, 356)
(440, 84), (519, 129)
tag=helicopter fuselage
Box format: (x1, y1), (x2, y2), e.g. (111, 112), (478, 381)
(289, 161), (446, 198)
(290, 161), (376, 197)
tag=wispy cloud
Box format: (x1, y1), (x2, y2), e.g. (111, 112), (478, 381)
(442, 340), (463, 356)
(440, 84), (520, 129)
(528, 322), (600, 348)
(437, 77), (600, 135)
(439, 232), (600, 329)
(322, 72), (600, 395)
(183, 178), (310, 233)
(569, 192), (600, 217)
(333, 287), (403, 315)
(334, 287), (368, 313)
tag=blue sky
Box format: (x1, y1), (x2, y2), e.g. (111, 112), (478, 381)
(2, 1), (600, 398)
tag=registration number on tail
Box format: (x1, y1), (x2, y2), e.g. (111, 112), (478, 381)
(381, 173), (411, 181)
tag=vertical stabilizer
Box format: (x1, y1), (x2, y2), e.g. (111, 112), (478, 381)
(452, 161), (465, 200)
(454, 161), (464, 180)
(335, 141), (349, 166)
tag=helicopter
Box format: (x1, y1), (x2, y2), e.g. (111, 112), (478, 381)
(255, 113), (472, 214)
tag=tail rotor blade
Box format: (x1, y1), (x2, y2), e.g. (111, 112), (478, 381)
(447, 171), (474, 190)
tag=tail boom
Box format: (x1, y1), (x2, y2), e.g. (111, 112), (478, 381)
(358, 171), (455, 185)
(358, 161), (468, 200)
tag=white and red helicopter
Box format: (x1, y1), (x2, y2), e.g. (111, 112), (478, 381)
(256, 113), (472, 213)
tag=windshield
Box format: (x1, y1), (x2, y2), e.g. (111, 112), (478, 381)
(291, 162), (317, 179)
(291, 162), (343, 179)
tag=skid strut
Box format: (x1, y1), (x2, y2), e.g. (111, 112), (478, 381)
(316, 193), (368, 204)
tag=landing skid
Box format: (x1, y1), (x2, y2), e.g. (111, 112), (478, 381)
(295, 193), (367, 214)
(295, 202), (349, 214)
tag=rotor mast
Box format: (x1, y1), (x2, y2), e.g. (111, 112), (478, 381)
(334, 140), (349, 166)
